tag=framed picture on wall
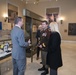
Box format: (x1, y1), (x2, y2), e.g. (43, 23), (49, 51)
(46, 13), (58, 23)
(68, 23), (76, 35)
(8, 3), (18, 24)
(46, 7), (59, 24)
(8, 9), (18, 23)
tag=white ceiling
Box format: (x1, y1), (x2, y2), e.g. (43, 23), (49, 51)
(21, 0), (52, 4)
(25, 0), (51, 2)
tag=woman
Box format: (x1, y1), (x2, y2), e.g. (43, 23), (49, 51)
(47, 31), (63, 75)
(47, 14), (63, 75)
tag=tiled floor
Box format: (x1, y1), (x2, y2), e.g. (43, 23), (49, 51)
(5, 41), (76, 75)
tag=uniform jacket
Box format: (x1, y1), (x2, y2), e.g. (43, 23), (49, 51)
(40, 28), (51, 52)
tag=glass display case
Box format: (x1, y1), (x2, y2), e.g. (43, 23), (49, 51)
(0, 30), (12, 60)
(25, 16), (42, 58)
(0, 30), (12, 75)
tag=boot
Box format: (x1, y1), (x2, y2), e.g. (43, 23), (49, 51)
(41, 68), (49, 75)
(38, 65), (45, 71)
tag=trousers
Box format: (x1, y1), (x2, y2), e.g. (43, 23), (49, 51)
(50, 69), (57, 75)
(12, 58), (26, 75)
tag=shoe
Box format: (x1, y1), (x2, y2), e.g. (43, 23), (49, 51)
(41, 69), (49, 75)
(38, 66), (45, 71)
(38, 67), (45, 71)
(41, 71), (49, 75)
(41, 71), (47, 75)
(41, 72), (46, 75)
(40, 62), (42, 64)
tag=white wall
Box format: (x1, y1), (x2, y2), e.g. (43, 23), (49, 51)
(26, 0), (76, 41)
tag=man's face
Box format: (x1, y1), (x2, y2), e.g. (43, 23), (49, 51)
(19, 19), (23, 27)
(42, 22), (47, 29)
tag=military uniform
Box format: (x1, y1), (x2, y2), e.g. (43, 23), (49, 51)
(38, 28), (51, 75)
(40, 28), (50, 65)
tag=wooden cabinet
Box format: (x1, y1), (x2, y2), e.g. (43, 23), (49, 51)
(0, 57), (12, 75)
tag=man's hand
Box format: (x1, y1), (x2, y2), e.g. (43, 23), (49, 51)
(28, 39), (31, 44)
(39, 45), (42, 48)
(28, 39), (31, 46)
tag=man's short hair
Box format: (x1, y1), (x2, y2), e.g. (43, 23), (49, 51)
(14, 17), (22, 24)
(42, 20), (48, 25)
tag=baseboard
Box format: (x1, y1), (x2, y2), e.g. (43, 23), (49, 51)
(61, 40), (76, 43)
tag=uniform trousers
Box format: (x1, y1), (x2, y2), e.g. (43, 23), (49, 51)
(41, 51), (48, 68)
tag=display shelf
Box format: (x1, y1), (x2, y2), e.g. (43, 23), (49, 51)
(0, 39), (11, 42)
(0, 37), (12, 61)
(0, 48), (12, 60)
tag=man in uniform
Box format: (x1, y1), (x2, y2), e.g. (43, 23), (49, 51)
(38, 21), (51, 75)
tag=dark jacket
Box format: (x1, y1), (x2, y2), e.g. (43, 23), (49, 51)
(36, 30), (41, 38)
(36, 30), (41, 44)
(47, 32), (63, 69)
(40, 28), (51, 52)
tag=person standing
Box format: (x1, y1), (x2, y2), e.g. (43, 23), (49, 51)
(36, 25), (42, 60)
(47, 31), (63, 75)
(47, 14), (63, 75)
(11, 17), (29, 75)
(38, 21), (50, 75)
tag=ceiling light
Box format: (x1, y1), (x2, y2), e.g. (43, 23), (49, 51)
(21, 0), (59, 4)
